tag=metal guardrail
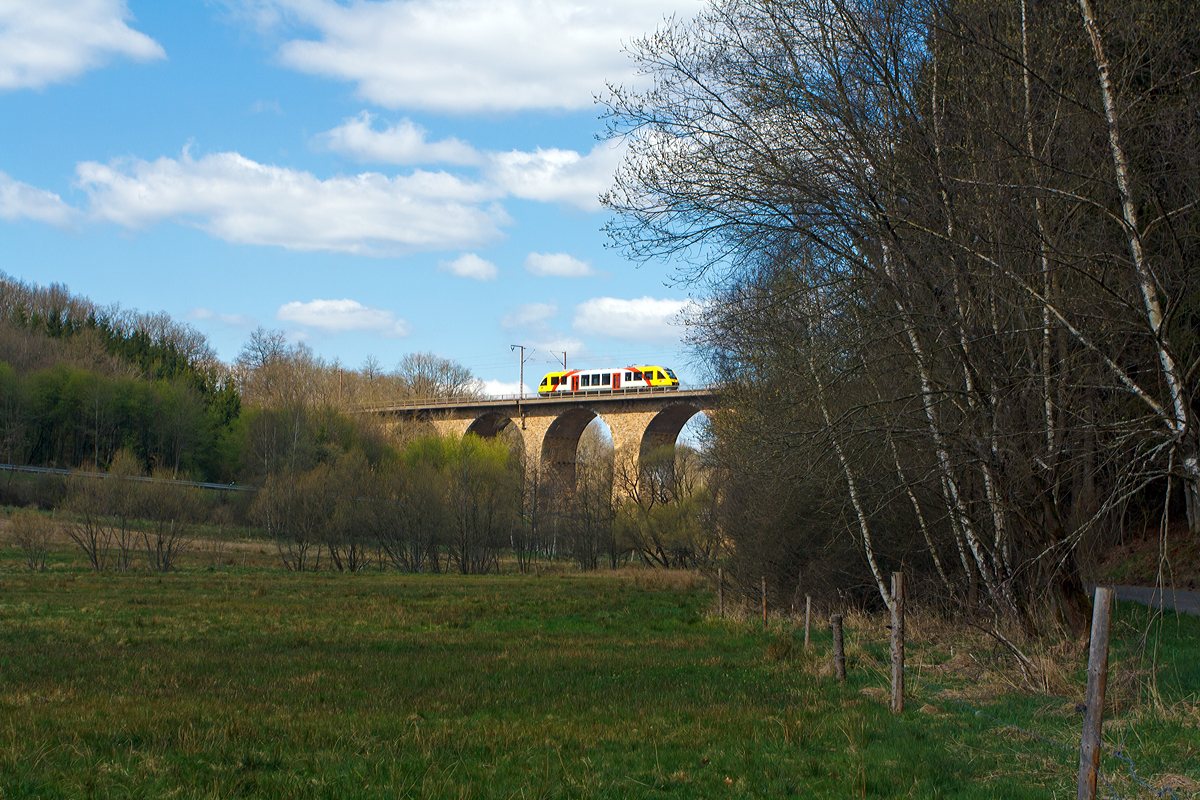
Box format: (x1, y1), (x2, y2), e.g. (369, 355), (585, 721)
(0, 463), (257, 492)
(353, 383), (719, 414)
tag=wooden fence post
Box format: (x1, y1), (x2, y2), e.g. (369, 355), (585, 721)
(891, 572), (905, 714)
(804, 595), (812, 649)
(761, 577), (768, 631)
(718, 568), (724, 618)
(831, 614), (846, 681)
(1077, 586), (1114, 800)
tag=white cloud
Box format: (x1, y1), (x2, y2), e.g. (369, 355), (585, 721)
(0, 171), (78, 228)
(501, 302), (556, 329)
(479, 378), (529, 397)
(0, 0), (165, 90)
(573, 296), (689, 342)
(439, 252), (497, 281)
(319, 114), (621, 210)
(76, 149), (509, 255)
(264, 0), (696, 113)
(525, 252), (592, 278)
(486, 143), (621, 211)
(276, 298), (410, 337)
(320, 111), (481, 166)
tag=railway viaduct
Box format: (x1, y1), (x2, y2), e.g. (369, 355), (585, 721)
(365, 387), (718, 485)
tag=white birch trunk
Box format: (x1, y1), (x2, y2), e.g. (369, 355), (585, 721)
(1078, 0), (1200, 535)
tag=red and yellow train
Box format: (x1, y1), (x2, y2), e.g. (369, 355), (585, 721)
(538, 366), (679, 395)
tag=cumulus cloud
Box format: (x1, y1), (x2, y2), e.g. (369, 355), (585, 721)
(479, 378), (529, 397)
(263, 0), (694, 113)
(525, 252), (592, 278)
(438, 252), (497, 281)
(573, 296), (689, 342)
(76, 149), (509, 255)
(485, 143), (621, 211)
(319, 114), (621, 210)
(320, 111), (481, 166)
(500, 302), (556, 329)
(276, 298), (410, 337)
(0, 0), (165, 90)
(0, 172), (79, 228)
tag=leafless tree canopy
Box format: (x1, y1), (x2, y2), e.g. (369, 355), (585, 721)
(603, 0), (1200, 622)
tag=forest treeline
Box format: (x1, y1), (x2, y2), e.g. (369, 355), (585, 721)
(603, 0), (1200, 625)
(0, 274), (481, 485)
(0, 274), (715, 575)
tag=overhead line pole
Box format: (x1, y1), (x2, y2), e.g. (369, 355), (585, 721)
(510, 344), (529, 428)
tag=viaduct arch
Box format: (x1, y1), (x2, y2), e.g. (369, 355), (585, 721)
(368, 388), (718, 488)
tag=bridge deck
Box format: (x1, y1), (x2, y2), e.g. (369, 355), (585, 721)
(359, 386), (716, 415)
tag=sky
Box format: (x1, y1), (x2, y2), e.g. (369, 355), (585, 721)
(0, 0), (709, 397)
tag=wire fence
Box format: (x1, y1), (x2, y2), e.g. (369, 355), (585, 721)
(843, 646), (1180, 800)
(712, 582), (1190, 799)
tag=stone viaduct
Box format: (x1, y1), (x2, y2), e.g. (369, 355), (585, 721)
(367, 387), (717, 486)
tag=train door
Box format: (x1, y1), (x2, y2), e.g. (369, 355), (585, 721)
(613, 372), (621, 390)
(571, 375), (579, 391)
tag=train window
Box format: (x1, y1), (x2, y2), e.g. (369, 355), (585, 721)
(602, 374), (610, 385)
(591, 374), (600, 384)
(551, 376), (560, 386)
(634, 371), (643, 380)
(657, 371), (665, 380)
(540, 378), (547, 387)
(581, 375), (590, 387)
(625, 372), (632, 380)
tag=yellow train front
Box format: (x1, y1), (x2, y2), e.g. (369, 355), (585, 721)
(538, 366), (679, 395)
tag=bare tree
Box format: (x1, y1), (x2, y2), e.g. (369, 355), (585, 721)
(107, 449), (143, 572)
(10, 510), (50, 572)
(396, 352), (481, 401)
(141, 472), (199, 572)
(614, 443), (713, 569)
(252, 467), (331, 571)
(64, 473), (111, 572)
(603, 0), (1200, 621)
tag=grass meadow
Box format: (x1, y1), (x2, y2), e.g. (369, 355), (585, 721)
(0, 547), (1197, 798)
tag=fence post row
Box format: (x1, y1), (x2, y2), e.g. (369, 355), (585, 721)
(804, 595), (811, 650)
(1077, 586), (1114, 800)
(761, 577), (767, 631)
(831, 614), (846, 681)
(717, 568), (724, 618)
(891, 572), (905, 714)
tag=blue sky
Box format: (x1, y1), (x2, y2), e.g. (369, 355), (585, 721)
(0, 0), (707, 395)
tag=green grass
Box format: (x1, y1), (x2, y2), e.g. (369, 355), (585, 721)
(0, 558), (1197, 799)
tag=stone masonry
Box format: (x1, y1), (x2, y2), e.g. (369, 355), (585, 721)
(378, 389), (717, 488)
